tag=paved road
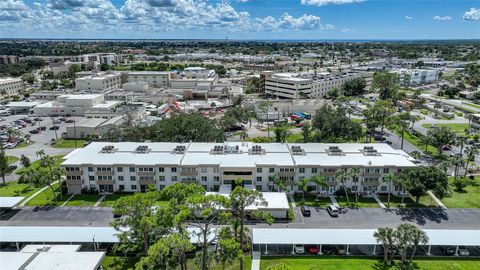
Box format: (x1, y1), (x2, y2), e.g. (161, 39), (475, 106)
(2, 206), (480, 230)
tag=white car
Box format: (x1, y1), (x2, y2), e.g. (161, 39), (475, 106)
(458, 247), (470, 256)
(294, 244), (305, 254)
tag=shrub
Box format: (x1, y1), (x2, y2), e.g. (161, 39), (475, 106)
(453, 177), (469, 192)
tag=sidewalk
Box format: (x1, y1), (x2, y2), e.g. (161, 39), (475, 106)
(427, 190), (447, 209)
(372, 194), (386, 209)
(19, 181), (59, 206)
(251, 252), (260, 270)
(329, 195), (340, 208)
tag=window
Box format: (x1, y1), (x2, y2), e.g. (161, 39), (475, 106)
(257, 168), (262, 173)
(130, 176), (136, 181)
(172, 176), (178, 181)
(118, 176), (124, 181)
(351, 186), (358, 191)
(131, 185), (137, 190)
(201, 167), (207, 173)
(117, 167), (123, 172)
(256, 176), (262, 182)
(279, 168), (294, 172)
(374, 168), (380, 174)
(89, 176), (95, 181)
(96, 167), (112, 172)
(214, 176), (220, 182)
(119, 185), (124, 191)
(159, 167), (164, 172)
(365, 168), (371, 173)
(269, 168), (275, 173)
(383, 168), (389, 174)
(311, 168), (318, 174)
(88, 167), (94, 172)
(129, 167), (135, 172)
(213, 167), (219, 173)
(323, 168), (336, 173)
(299, 168), (305, 173)
(201, 176), (207, 182)
(381, 186), (387, 192)
(202, 185), (207, 190)
(138, 167), (154, 172)
(159, 176), (165, 181)
(171, 167), (177, 173)
(159, 185), (165, 190)
(256, 185), (262, 191)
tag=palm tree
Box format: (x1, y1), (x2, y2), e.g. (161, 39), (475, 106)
(383, 174), (397, 209)
(310, 174), (327, 199)
(270, 175), (286, 192)
(335, 169), (351, 206)
(0, 150), (9, 186)
(349, 168), (361, 205)
(51, 167), (64, 200)
(38, 170), (57, 202)
(5, 128), (21, 142)
(297, 177), (310, 203)
(450, 155), (465, 180)
(455, 136), (467, 158)
(394, 224), (416, 266)
(410, 227), (429, 261)
(20, 154), (31, 168)
(464, 146), (478, 178)
(373, 227), (395, 265)
(18, 167), (37, 187)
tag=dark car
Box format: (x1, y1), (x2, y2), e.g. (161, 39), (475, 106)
(301, 206), (311, 217)
(65, 119), (75, 123)
(8, 165), (17, 171)
(49, 126), (60, 130)
(443, 246), (456, 256)
(29, 129), (40, 134)
(38, 126), (46, 131)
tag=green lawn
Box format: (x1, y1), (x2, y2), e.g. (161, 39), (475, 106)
(400, 131), (437, 154)
(378, 195), (437, 208)
(13, 141), (34, 149)
(7, 156), (19, 164)
(16, 155), (64, 175)
(440, 177), (480, 208)
(293, 194), (331, 208)
(335, 195), (380, 208)
(0, 181), (41, 199)
(99, 193), (169, 207)
(24, 182), (68, 206)
(464, 102), (480, 109)
(102, 254), (251, 270)
(64, 194), (102, 206)
(51, 139), (86, 149)
(422, 123), (469, 136)
(260, 256), (480, 270)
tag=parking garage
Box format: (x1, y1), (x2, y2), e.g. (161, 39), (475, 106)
(252, 228), (480, 257)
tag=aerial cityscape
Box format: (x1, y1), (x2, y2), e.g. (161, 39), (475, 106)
(0, 1), (479, 270)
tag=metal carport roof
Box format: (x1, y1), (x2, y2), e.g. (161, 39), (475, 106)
(0, 226), (118, 243)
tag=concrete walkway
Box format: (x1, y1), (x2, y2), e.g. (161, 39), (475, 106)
(251, 252), (261, 270)
(372, 194), (386, 209)
(93, 195), (106, 207)
(60, 194), (75, 206)
(427, 190), (447, 209)
(329, 195), (340, 208)
(19, 181), (59, 206)
(288, 194), (296, 207)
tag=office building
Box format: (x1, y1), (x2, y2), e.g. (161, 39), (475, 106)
(33, 94), (121, 117)
(75, 73), (123, 91)
(62, 142), (416, 195)
(393, 68), (439, 86)
(0, 78), (24, 98)
(124, 71), (171, 88)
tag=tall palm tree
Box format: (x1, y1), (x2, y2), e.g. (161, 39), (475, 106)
(335, 169), (351, 205)
(464, 146), (478, 178)
(297, 177), (310, 203)
(270, 175), (286, 192)
(349, 168), (361, 205)
(383, 174), (397, 209)
(310, 174), (327, 199)
(394, 224), (416, 266)
(20, 154), (31, 168)
(455, 136), (467, 158)
(0, 150), (9, 186)
(18, 167), (37, 187)
(373, 227), (395, 265)
(450, 155), (465, 180)
(5, 128), (21, 142)
(51, 167), (64, 200)
(410, 227), (429, 261)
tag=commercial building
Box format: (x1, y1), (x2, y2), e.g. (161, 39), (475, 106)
(62, 142), (416, 195)
(260, 72), (363, 99)
(471, 114), (480, 133)
(0, 78), (24, 98)
(0, 55), (19, 64)
(394, 68), (439, 86)
(75, 73), (123, 91)
(124, 71), (171, 88)
(64, 116), (124, 139)
(0, 245), (105, 270)
(73, 53), (122, 68)
(33, 94), (121, 117)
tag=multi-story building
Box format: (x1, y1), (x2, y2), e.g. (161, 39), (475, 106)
(0, 55), (19, 64)
(260, 72), (363, 99)
(33, 94), (121, 117)
(470, 114), (480, 133)
(0, 78), (24, 98)
(393, 68), (439, 86)
(62, 142), (416, 195)
(73, 53), (122, 68)
(75, 73), (123, 91)
(124, 71), (171, 88)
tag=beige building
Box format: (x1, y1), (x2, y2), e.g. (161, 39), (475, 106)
(0, 78), (24, 98)
(75, 73), (122, 91)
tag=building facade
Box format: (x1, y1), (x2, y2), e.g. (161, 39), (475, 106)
(0, 78), (24, 98)
(75, 73), (123, 91)
(124, 71), (171, 88)
(62, 142), (416, 195)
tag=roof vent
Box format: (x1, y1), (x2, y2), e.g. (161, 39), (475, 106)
(327, 146), (343, 156)
(211, 145), (225, 155)
(362, 146), (379, 156)
(291, 145), (305, 155)
(101, 145), (116, 153)
(225, 145), (240, 154)
(250, 145), (264, 155)
(135, 145), (150, 153)
(173, 145), (187, 154)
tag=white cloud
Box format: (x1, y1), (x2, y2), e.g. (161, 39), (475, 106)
(433, 15), (452, 21)
(404, 16), (412, 20)
(463, 8), (480, 21)
(0, 0), (335, 36)
(301, 0), (364, 6)
(341, 28), (356, 32)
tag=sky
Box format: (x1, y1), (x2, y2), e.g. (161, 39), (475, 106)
(0, 0), (479, 40)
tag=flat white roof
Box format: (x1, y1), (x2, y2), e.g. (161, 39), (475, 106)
(252, 228), (480, 246)
(5, 251), (105, 270)
(0, 226), (118, 243)
(0, 252), (33, 269)
(62, 142), (415, 168)
(0, 196), (24, 208)
(205, 191), (289, 211)
(21, 244), (81, 253)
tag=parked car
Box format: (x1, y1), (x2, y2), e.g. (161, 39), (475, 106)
(322, 246), (336, 255)
(294, 245), (305, 254)
(8, 165), (17, 171)
(301, 206), (311, 217)
(443, 246), (456, 256)
(307, 246), (319, 254)
(65, 119), (74, 123)
(29, 129), (40, 134)
(442, 145), (452, 151)
(326, 204), (339, 217)
(33, 117), (43, 121)
(49, 126), (60, 130)
(336, 245), (347, 255)
(458, 247), (470, 256)
(38, 126), (46, 131)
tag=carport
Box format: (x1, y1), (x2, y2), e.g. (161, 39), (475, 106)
(252, 228), (480, 257)
(0, 197), (24, 214)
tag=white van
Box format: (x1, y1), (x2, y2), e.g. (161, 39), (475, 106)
(0, 111), (10, 116)
(326, 204), (339, 217)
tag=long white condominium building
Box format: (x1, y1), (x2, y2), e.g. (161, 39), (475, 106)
(62, 142), (416, 195)
(75, 73), (123, 91)
(260, 72), (363, 99)
(0, 78), (24, 98)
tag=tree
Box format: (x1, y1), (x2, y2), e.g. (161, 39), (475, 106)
(342, 77), (367, 96)
(383, 173), (398, 209)
(36, 151), (60, 200)
(427, 126), (455, 156)
(388, 112), (413, 150)
(310, 174), (327, 198)
(112, 191), (162, 254)
(374, 227), (395, 265)
(464, 146), (478, 177)
(136, 233), (193, 270)
(216, 238), (242, 270)
(5, 127), (21, 142)
(409, 226), (429, 261)
(270, 175), (286, 192)
(301, 122), (311, 143)
(0, 150), (9, 185)
(372, 71), (399, 100)
(297, 177), (310, 203)
(312, 104), (362, 142)
(187, 194), (230, 270)
(335, 169), (351, 206)
(400, 167), (448, 203)
(273, 125), (289, 143)
(20, 154), (30, 168)
(230, 185), (271, 270)
(450, 155), (465, 180)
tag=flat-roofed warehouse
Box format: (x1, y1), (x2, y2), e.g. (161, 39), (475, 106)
(62, 142), (416, 195)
